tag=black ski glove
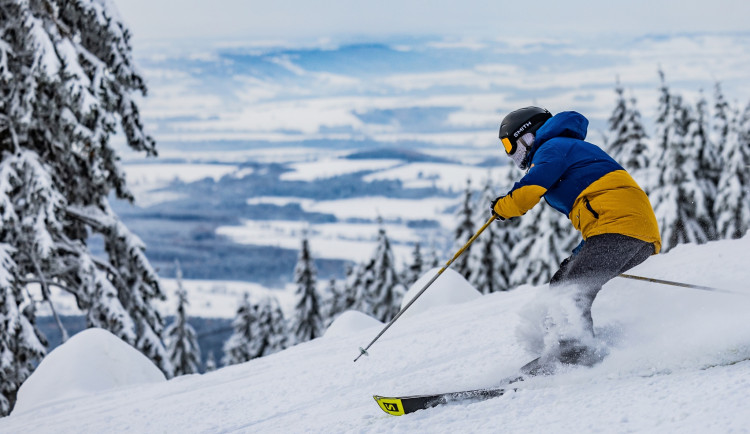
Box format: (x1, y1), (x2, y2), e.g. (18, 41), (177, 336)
(489, 197), (505, 220)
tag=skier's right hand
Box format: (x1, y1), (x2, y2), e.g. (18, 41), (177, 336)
(489, 197), (506, 220)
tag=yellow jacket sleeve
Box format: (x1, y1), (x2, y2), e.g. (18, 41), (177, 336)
(493, 185), (548, 219)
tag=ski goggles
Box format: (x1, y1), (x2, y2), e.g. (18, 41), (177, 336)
(501, 137), (515, 155)
(500, 132), (533, 156)
(507, 133), (535, 169)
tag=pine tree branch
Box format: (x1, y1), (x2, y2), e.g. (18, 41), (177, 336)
(20, 278), (77, 295)
(64, 206), (106, 230)
(89, 255), (128, 287)
(61, 207), (133, 292)
(0, 113), (20, 154)
(28, 254), (69, 342)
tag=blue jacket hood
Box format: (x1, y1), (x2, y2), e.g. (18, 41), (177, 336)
(534, 111), (589, 146)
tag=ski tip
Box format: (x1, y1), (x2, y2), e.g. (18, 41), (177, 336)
(373, 395), (405, 416)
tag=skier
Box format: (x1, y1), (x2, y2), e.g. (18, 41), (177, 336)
(491, 107), (661, 374)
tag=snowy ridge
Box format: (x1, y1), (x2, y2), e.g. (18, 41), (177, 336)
(2, 236), (750, 432)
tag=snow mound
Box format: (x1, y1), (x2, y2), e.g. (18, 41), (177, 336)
(12, 328), (166, 415)
(399, 267), (481, 318)
(324, 310), (383, 338)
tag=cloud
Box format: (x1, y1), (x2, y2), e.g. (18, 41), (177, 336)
(130, 33), (750, 147)
(114, 0), (750, 43)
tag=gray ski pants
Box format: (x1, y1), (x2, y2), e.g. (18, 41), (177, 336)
(549, 233), (656, 337)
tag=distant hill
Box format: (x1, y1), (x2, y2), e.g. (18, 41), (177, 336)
(344, 147), (455, 163)
(475, 156), (508, 168)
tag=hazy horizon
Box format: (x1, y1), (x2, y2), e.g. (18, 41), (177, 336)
(114, 0), (750, 45)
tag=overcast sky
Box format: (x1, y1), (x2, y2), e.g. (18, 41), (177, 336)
(114, 0), (750, 44)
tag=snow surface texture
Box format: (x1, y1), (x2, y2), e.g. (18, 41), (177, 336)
(11, 329), (166, 415)
(3, 237), (750, 432)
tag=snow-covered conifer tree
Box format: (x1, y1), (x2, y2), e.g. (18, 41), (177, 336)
(165, 262), (201, 376)
(249, 296), (287, 357)
(336, 265), (358, 314)
(713, 81), (732, 155)
(468, 177), (506, 293)
(649, 69), (673, 195)
(688, 91), (719, 240)
(651, 92), (712, 251)
(0, 0), (170, 412)
(222, 292), (256, 366)
(453, 179), (475, 280)
(364, 222), (405, 322)
(714, 104), (750, 239)
(346, 261), (373, 316)
(607, 81), (650, 183)
(623, 95), (651, 173)
(401, 242), (424, 289)
(0, 244), (45, 414)
(322, 277), (353, 327)
(607, 79), (629, 159)
(290, 234), (323, 344)
(494, 165), (523, 290)
(320, 277), (338, 326)
(344, 222), (406, 321)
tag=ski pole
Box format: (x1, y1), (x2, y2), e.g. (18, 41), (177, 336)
(354, 214), (498, 362)
(618, 273), (738, 294)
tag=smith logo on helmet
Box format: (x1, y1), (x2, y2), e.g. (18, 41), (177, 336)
(513, 121), (533, 138)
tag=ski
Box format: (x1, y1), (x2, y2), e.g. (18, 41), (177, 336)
(373, 359), (540, 416)
(373, 386), (514, 416)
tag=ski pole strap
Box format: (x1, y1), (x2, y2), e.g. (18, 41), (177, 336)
(618, 273), (735, 294)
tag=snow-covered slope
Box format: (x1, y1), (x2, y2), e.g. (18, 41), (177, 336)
(3, 237), (750, 433)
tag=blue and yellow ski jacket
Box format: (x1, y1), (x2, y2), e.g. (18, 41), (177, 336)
(493, 111), (661, 253)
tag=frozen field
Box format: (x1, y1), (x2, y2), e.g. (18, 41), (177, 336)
(120, 151), (513, 270)
(37, 278), (292, 320)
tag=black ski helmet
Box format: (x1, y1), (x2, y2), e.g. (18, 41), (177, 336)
(498, 106), (552, 156)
